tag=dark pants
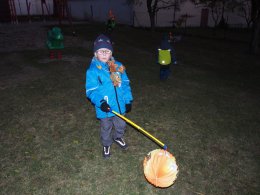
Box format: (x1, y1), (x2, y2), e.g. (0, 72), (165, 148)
(100, 116), (126, 146)
(160, 65), (171, 80)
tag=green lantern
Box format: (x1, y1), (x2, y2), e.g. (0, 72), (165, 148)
(46, 27), (64, 50)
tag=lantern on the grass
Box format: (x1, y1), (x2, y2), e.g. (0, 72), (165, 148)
(143, 149), (178, 188)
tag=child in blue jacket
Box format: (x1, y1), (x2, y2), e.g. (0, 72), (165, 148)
(86, 34), (133, 158)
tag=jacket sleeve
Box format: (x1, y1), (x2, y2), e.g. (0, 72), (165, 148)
(86, 69), (103, 107)
(121, 70), (133, 104)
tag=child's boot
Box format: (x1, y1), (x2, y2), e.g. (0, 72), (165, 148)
(103, 146), (111, 158)
(114, 137), (128, 150)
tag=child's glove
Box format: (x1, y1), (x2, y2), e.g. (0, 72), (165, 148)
(100, 101), (111, 112)
(125, 104), (132, 113)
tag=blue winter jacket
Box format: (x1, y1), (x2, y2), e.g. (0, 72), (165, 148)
(86, 57), (133, 119)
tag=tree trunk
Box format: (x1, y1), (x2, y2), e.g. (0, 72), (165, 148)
(211, 7), (218, 27)
(172, 7), (176, 27)
(149, 12), (156, 31)
(249, 15), (260, 54)
(147, 0), (158, 31)
(249, 0), (260, 54)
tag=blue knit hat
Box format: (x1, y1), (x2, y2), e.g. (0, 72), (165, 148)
(93, 34), (113, 53)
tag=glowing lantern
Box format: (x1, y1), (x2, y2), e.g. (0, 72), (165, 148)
(143, 149), (178, 188)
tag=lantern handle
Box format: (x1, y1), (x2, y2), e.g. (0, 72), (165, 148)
(111, 110), (167, 150)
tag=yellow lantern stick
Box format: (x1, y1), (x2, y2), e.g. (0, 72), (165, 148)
(112, 110), (167, 150)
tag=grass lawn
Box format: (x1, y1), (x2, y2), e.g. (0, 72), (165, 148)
(0, 23), (259, 195)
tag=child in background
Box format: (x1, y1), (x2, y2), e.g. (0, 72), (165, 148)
(106, 15), (116, 34)
(105, 10), (116, 43)
(158, 33), (177, 81)
(85, 34), (133, 159)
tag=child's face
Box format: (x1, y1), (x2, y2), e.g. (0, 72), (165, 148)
(95, 48), (112, 63)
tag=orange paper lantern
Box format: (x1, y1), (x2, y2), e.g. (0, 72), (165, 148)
(143, 149), (178, 188)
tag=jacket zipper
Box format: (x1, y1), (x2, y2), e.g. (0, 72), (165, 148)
(106, 62), (121, 115)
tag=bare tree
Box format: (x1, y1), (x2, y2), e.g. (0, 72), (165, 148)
(146, 0), (158, 30)
(249, 0), (260, 54)
(147, 0), (188, 30)
(192, 0), (231, 27)
(127, 0), (186, 30)
(229, 0), (252, 28)
(172, 0), (181, 26)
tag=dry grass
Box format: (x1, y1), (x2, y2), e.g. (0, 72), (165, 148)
(0, 23), (259, 195)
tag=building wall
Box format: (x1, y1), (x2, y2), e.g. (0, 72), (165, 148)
(68, 0), (133, 25)
(6, 0), (248, 27)
(133, 1), (249, 28)
(14, 0), (53, 16)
